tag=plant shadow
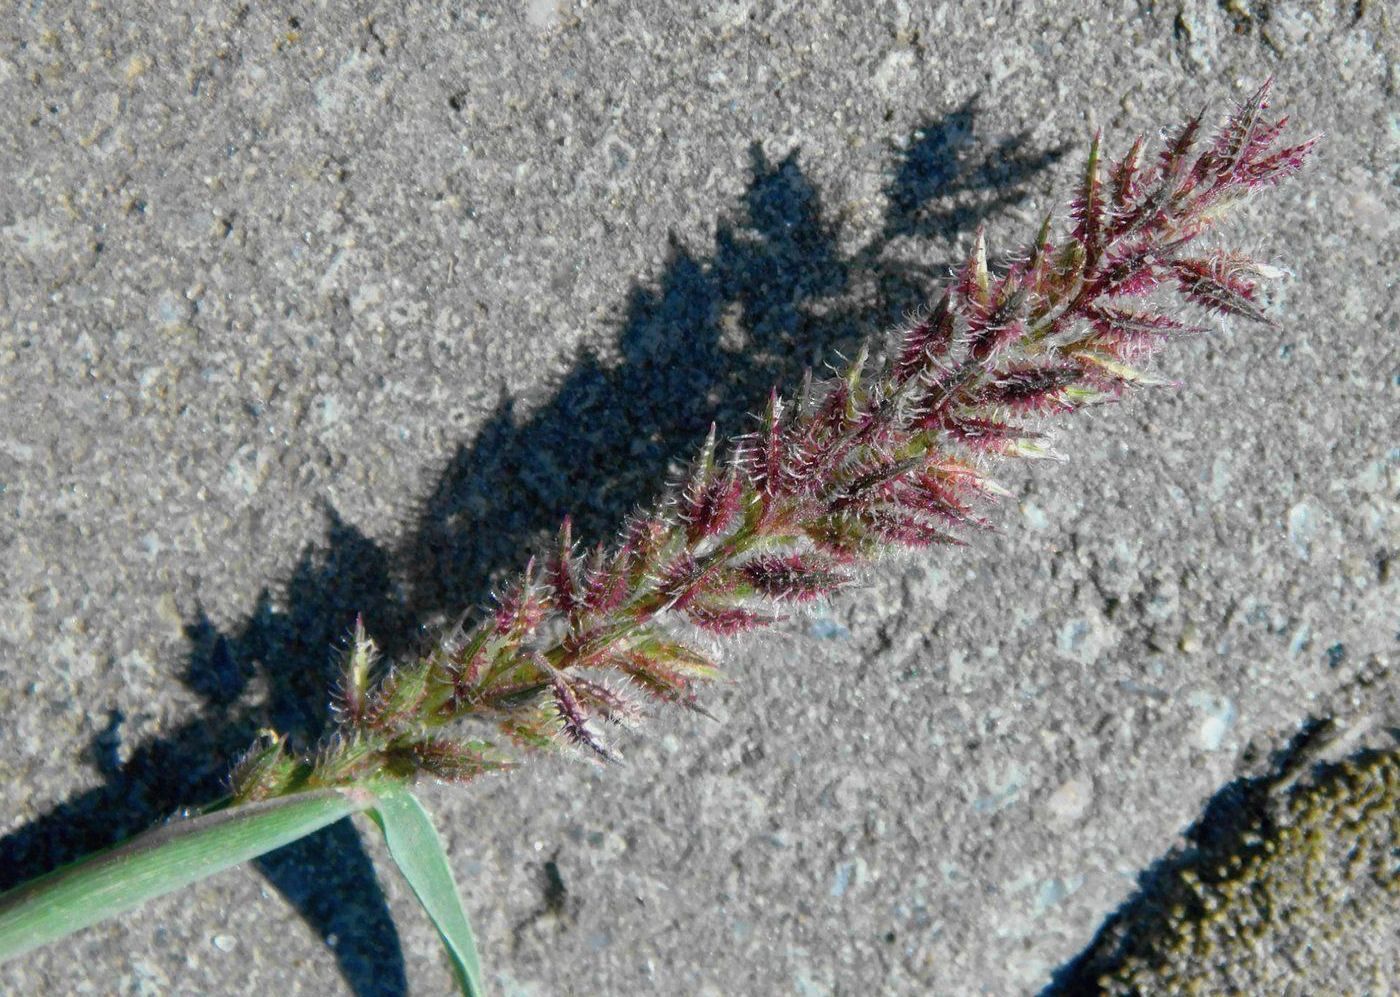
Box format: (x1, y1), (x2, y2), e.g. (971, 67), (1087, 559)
(0, 106), (1064, 996)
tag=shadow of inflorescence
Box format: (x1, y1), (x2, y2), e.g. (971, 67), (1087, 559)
(1, 107), (1063, 997)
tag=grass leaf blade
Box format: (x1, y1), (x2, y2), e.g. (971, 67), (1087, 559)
(368, 784), (485, 996)
(0, 787), (375, 963)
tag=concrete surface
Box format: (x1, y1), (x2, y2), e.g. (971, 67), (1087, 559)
(1, 1), (1396, 994)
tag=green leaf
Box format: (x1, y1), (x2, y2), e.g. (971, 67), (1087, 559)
(0, 787), (375, 963)
(368, 784), (485, 996)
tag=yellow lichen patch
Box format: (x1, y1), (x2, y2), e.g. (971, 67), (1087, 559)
(1098, 749), (1399, 993)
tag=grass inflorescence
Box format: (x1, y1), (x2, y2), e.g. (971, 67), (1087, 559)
(229, 80), (1315, 805)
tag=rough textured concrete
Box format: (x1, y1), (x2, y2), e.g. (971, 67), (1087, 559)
(1, 2), (1395, 994)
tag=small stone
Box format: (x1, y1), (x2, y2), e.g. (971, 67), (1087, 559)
(830, 857), (868, 898)
(155, 592), (184, 631)
(1177, 624), (1201, 655)
(124, 53), (150, 82)
(151, 290), (188, 328)
(1287, 501), (1316, 560)
(1044, 776), (1094, 825)
(1020, 500), (1050, 532)
(525, 0), (561, 29)
(1189, 692), (1237, 751)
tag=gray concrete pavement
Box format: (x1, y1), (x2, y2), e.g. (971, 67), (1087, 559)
(2, 2), (1395, 994)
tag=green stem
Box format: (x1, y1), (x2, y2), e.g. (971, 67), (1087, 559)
(0, 785), (378, 963)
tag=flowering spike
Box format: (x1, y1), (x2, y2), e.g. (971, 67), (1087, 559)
(310, 731), (380, 787)
(635, 635), (719, 677)
(570, 676), (643, 726)
(1159, 108), (1205, 179)
(829, 453), (921, 512)
(839, 509), (960, 550)
(612, 650), (700, 708)
(956, 226), (991, 310)
(1171, 256), (1273, 324)
(683, 602), (784, 635)
(1084, 305), (1201, 357)
(891, 295), (954, 388)
(1072, 349), (1172, 387)
(1071, 130), (1105, 264)
(739, 553), (848, 602)
(228, 730), (300, 803)
(967, 284), (1027, 361)
(384, 739), (513, 783)
(1096, 250), (1162, 298)
(681, 435), (744, 544)
(985, 363), (1084, 412)
(616, 515), (670, 585)
(1085, 306), (1192, 334)
(331, 615), (379, 726)
(936, 416), (1041, 454)
(606, 635), (719, 711)
(657, 551), (706, 609)
(364, 662), (432, 734)
(841, 344), (870, 411)
(1205, 77), (1273, 181)
(547, 515), (582, 617)
(494, 557), (548, 637)
(804, 512), (877, 560)
(757, 388), (788, 499)
(893, 473), (990, 528)
(551, 674), (617, 761)
(215, 87), (1314, 807)
(1243, 136), (1318, 189)
(500, 706), (564, 751)
(1108, 135), (1145, 215)
(579, 543), (626, 615)
(1025, 213), (1054, 279)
